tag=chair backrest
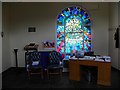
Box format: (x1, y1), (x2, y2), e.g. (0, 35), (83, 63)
(28, 51), (41, 67)
(30, 51), (41, 61)
(49, 51), (60, 64)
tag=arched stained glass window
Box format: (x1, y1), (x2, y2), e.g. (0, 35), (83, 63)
(57, 6), (92, 54)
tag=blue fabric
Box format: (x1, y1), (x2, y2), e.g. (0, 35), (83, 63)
(40, 51), (51, 69)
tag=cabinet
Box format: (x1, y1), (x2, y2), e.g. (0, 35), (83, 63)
(62, 59), (69, 72)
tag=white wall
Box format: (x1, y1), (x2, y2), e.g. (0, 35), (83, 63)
(91, 3), (109, 56)
(0, 1), (2, 90)
(118, 1), (120, 70)
(109, 2), (119, 70)
(2, 3), (11, 72)
(0, 1), (2, 73)
(3, 2), (109, 67)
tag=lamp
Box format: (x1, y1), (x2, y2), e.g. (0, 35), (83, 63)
(14, 48), (18, 67)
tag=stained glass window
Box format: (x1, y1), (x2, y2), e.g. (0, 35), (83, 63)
(57, 6), (92, 54)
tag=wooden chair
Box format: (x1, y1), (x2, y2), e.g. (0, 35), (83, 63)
(26, 51), (43, 79)
(47, 51), (63, 78)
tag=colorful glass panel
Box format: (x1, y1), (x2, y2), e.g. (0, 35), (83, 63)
(57, 6), (92, 53)
(57, 40), (64, 53)
(65, 32), (83, 53)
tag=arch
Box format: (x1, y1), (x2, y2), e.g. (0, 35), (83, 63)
(57, 6), (92, 54)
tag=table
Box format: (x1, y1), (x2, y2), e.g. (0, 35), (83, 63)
(69, 59), (111, 86)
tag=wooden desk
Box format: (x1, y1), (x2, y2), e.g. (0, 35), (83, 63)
(69, 60), (111, 86)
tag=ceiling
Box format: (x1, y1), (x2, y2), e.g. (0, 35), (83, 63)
(0, 0), (120, 2)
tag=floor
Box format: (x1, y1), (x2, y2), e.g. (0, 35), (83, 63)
(2, 67), (120, 89)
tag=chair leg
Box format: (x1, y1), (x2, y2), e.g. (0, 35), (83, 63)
(41, 69), (43, 79)
(28, 71), (31, 79)
(46, 69), (62, 78)
(60, 69), (62, 77)
(47, 69), (49, 79)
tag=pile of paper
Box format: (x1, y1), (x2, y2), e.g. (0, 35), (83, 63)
(103, 56), (111, 62)
(94, 56), (111, 62)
